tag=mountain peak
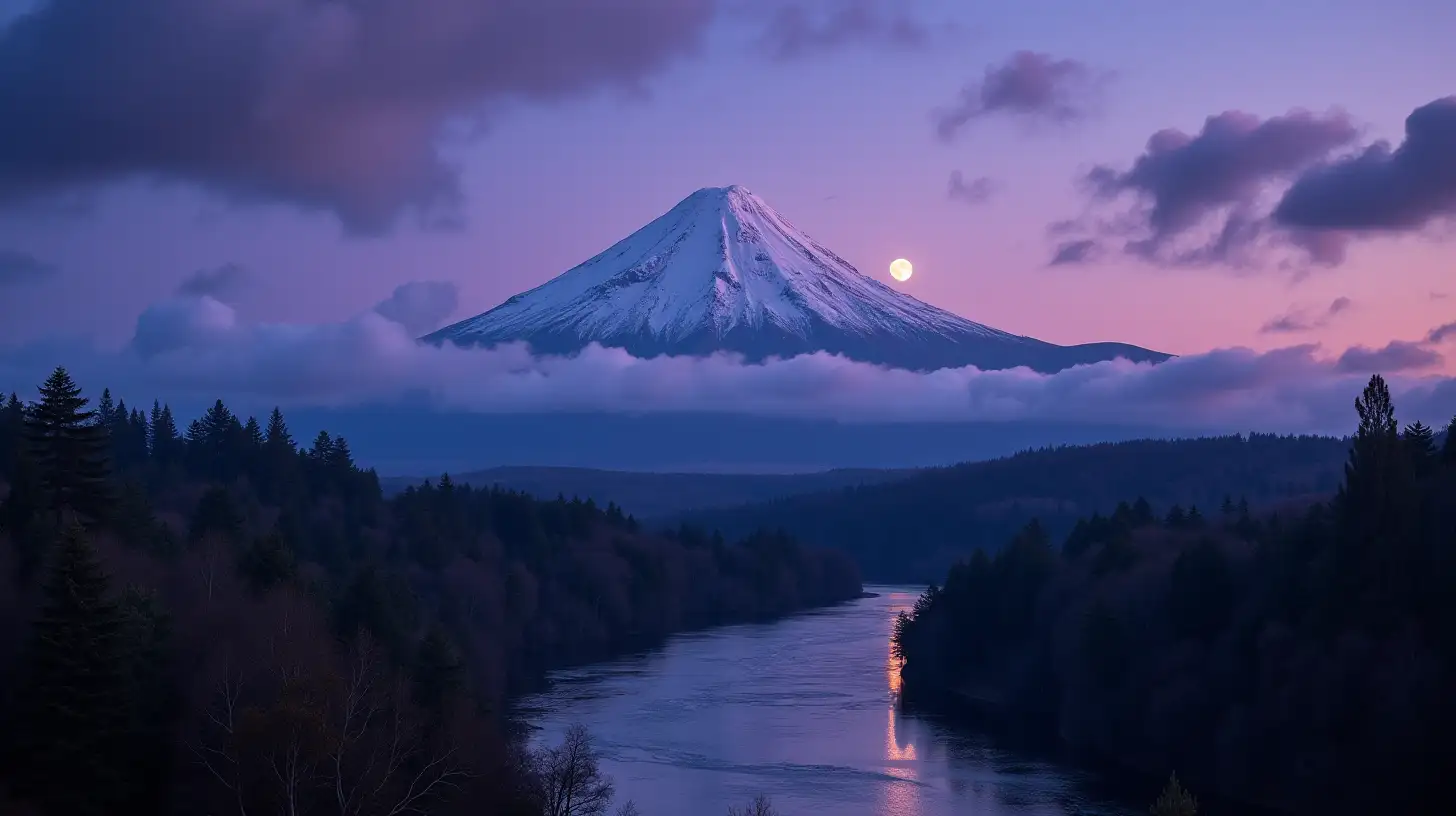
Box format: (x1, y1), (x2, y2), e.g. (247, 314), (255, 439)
(425, 187), (1170, 373)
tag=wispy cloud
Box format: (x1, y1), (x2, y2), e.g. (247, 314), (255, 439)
(1259, 297), (1353, 334)
(946, 171), (996, 206)
(756, 0), (935, 60)
(934, 51), (1105, 141)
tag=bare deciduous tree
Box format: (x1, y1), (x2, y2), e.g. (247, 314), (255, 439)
(326, 635), (473, 816)
(191, 659), (252, 816)
(534, 723), (615, 816)
(727, 794), (780, 816)
(192, 622), (475, 816)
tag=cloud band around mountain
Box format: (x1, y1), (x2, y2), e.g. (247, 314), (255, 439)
(2, 292), (1453, 437)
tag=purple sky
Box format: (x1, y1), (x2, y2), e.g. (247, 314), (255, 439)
(0, 0), (1454, 439)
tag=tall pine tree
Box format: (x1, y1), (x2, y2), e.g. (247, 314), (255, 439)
(1338, 374), (1407, 526)
(24, 367), (113, 525)
(148, 399), (179, 464)
(11, 524), (132, 815)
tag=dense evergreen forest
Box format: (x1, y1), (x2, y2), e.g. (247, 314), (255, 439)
(893, 375), (1456, 815)
(379, 465), (913, 519)
(683, 433), (1353, 581)
(0, 367), (861, 816)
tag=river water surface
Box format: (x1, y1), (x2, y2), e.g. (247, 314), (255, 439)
(517, 586), (1144, 816)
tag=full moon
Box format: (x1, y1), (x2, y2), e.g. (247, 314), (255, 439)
(890, 258), (913, 282)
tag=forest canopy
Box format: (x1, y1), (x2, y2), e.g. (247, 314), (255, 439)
(892, 375), (1456, 815)
(0, 366), (861, 815)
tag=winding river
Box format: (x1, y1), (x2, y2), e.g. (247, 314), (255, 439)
(518, 586), (1144, 816)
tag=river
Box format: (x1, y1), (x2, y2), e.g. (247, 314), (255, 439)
(517, 586), (1146, 816)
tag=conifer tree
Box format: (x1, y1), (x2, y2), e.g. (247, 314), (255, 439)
(96, 387), (116, 426)
(1186, 505), (1205, 527)
(1338, 374), (1407, 527)
(1444, 414), (1456, 464)
(1132, 496), (1154, 524)
(187, 399), (242, 479)
(242, 415), (264, 446)
(1403, 420), (1436, 476)
(1165, 505), (1187, 528)
(112, 404), (150, 468)
(264, 406), (293, 449)
(1150, 773), (1197, 816)
(12, 524), (131, 815)
(329, 435), (355, 470)
(309, 429), (333, 461)
(24, 366), (113, 525)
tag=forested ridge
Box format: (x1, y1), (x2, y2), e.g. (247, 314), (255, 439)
(683, 433), (1353, 581)
(0, 367), (862, 816)
(379, 465), (914, 520)
(893, 375), (1456, 815)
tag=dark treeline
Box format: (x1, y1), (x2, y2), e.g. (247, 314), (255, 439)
(684, 433), (1352, 582)
(0, 367), (861, 816)
(893, 375), (1456, 815)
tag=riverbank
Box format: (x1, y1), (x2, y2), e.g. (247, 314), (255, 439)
(507, 585), (868, 701)
(897, 675), (1286, 816)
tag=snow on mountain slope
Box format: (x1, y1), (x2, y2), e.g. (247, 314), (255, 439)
(425, 186), (1169, 373)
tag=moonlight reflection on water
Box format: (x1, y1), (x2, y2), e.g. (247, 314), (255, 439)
(519, 587), (1141, 816)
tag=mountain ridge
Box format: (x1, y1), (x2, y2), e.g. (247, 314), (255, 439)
(672, 432), (1354, 581)
(426, 185), (1169, 373)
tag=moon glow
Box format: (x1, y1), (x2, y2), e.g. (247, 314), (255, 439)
(890, 258), (913, 282)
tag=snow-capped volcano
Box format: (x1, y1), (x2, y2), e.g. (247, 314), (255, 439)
(425, 186), (1168, 372)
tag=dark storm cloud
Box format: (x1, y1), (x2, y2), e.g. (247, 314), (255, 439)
(1259, 297), (1353, 334)
(373, 281), (460, 337)
(934, 51), (1102, 141)
(1274, 97), (1456, 233)
(176, 263), (250, 302)
(1080, 109), (1359, 264)
(756, 0), (932, 60)
(1048, 239), (1102, 266)
(0, 249), (56, 286)
(0, 0), (718, 234)
(1336, 340), (1443, 374)
(946, 171), (995, 206)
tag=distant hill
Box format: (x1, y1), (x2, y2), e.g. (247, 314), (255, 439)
(380, 465), (915, 519)
(675, 433), (1354, 582)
